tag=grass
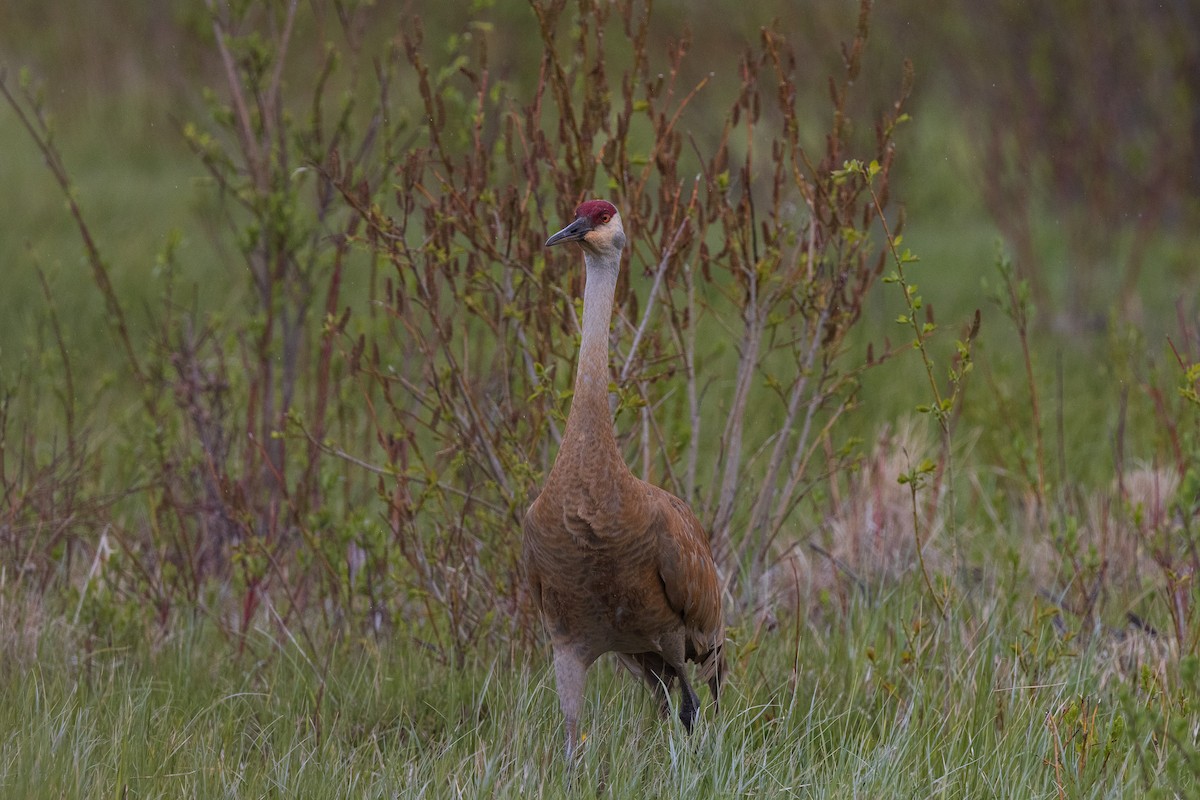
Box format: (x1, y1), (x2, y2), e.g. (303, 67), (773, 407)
(2, 3), (1198, 797)
(1, 586), (1189, 798)
(0, 99), (231, 391)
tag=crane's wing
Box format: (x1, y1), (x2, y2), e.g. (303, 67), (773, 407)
(521, 496), (548, 615)
(649, 486), (725, 687)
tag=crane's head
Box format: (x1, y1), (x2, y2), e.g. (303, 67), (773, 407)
(545, 200), (625, 258)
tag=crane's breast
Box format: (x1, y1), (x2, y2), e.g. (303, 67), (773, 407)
(522, 489), (680, 649)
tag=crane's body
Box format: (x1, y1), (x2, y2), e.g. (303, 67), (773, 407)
(522, 201), (724, 760)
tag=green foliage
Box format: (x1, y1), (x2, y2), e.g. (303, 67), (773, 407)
(0, 0), (1198, 787)
(2, 592), (1197, 797)
(942, 0), (1200, 334)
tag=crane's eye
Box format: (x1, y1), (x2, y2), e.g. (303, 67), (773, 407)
(600, 214), (610, 223)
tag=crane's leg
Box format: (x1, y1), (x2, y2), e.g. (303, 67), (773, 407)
(553, 647), (588, 761)
(677, 675), (701, 733)
(620, 652), (675, 719)
(661, 639), (701, 734)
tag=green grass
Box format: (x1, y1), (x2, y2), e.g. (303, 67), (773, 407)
(2, 588), (1189, 798)
(2, 5), (1198, 798)
(0, 100), (228, 389)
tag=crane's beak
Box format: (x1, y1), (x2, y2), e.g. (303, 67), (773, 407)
(545, 217), (592, 247)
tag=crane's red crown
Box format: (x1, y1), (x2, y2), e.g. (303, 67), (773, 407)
(545, 199), (622, 249)
(574, 200), (618, 226)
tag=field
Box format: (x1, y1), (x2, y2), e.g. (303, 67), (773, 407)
(1, 1), (1198, 797)
(4, 587), (1182, 798)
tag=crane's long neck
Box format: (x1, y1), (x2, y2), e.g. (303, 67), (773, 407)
(565, 251), (620, 446)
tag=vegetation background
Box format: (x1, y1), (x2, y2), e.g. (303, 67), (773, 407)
(1, 0), (1198, 796)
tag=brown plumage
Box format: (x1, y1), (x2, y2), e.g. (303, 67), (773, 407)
(522, 200), (725, 760)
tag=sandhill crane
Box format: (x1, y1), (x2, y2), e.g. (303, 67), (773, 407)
(522, 200), (725, 760)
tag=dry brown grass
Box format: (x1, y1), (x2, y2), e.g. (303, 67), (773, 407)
(1024, 466), (1184, 606)
(755, 420), (944, 629)
(0, 585), (48, 668)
